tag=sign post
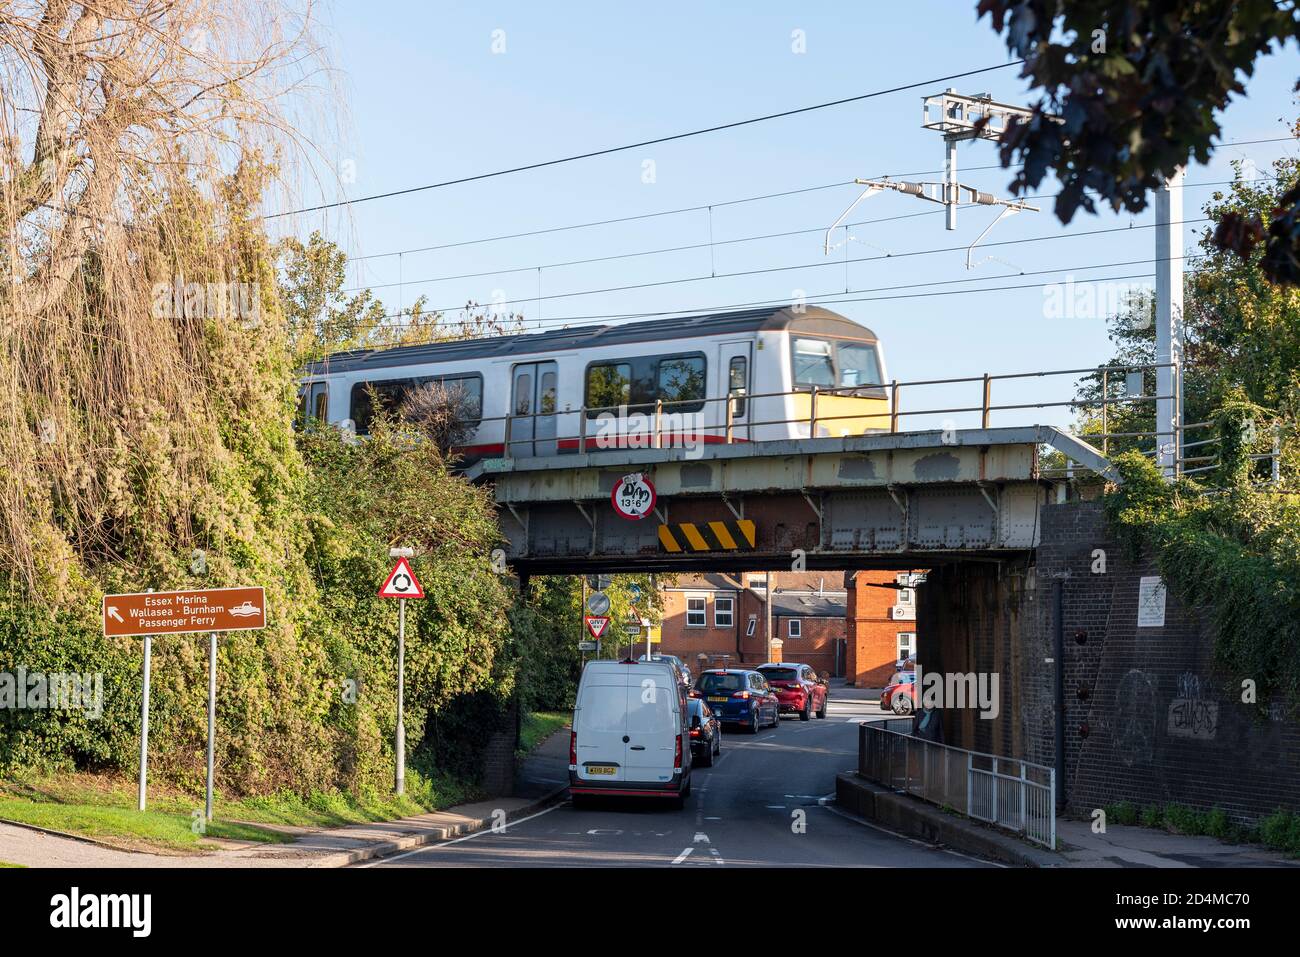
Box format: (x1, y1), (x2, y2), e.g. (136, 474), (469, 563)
(138, 633), (151, 812)
(380, 551), (424, 796)
(103, 586), (267, 814)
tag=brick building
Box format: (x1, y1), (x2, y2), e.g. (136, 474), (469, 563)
(845, 570), (924, 688)
(658, 572), (847, 677)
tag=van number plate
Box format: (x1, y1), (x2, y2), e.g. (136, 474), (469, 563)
(585, 765), (617, 776)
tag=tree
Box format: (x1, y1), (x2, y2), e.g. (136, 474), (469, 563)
(0, 1), (324, 592)
(1069, 145), (1299, 484)
(976, 1), (1300, 284)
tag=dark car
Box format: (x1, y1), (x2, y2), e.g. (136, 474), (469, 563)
(639, 653), (691, 687)
(693, 669), (780, 734)
(686, 697), (722, 766)
(882, 670), (917, 714)
(757, 662), (829, 721)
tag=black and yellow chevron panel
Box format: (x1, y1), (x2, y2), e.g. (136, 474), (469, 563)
(658, 519), (757, 553)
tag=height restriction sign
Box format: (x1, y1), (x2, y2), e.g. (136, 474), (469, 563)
(611, 472), (656, 520)
(379, 557), (424, 599)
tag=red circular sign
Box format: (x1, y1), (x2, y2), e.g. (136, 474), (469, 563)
(611, 472), (656, 520)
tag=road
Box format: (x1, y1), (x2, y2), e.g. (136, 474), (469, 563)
(365, 692), (992, 868)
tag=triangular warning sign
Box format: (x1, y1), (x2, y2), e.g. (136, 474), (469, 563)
(585, 615), (610, 639)
(379, 557), (424, 599)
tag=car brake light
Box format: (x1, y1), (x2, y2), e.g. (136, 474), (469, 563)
(689, 728), (700, 737)
(674, 736), (682, 769)
(732, 690), (750, 699)
(569, 730), (577, 766)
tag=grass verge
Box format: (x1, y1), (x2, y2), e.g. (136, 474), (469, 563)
(518, 710), (570, 758)
(0, 768), (479, 856)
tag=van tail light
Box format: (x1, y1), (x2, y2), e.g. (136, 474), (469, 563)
(674, 736), (682, 769)
(569, 730), (577, 766)
(732, 690), (751, 699)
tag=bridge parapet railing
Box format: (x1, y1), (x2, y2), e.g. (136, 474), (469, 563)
(441, 360), (1192, 476)
(857, 718), (1056, 850)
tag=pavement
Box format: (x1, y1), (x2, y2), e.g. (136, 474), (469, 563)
(1056, 819), (1300, 868)
(0, 730), (572, 869)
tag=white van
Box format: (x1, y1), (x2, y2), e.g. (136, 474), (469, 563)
(569, 658), (692, 809)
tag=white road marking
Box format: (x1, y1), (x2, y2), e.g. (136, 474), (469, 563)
(693, 832), (710, 843)
(358, 802), (565, 866)
(672, 846), (694, 864)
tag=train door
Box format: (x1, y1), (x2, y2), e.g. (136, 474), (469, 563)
(510, 360), (558, 456)
(717, 340), (751, 442)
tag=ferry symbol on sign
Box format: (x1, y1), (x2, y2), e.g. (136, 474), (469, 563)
(379, 557), (425, 599)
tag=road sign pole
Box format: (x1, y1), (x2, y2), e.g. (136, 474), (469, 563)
(396, 597), (406, 796)
(138, 634), (151, 812)
(206, 632), (217, 821)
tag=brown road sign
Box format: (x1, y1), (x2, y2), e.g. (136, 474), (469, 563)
(102, 587), (267, 637)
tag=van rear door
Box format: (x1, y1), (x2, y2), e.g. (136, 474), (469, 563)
(573, 671), (629, 783)
(624, 669), (680, 784)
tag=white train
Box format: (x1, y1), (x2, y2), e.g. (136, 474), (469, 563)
(298, 305), (891, 459)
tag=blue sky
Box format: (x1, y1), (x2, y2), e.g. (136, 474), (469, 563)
(283, 1), (1300, 430)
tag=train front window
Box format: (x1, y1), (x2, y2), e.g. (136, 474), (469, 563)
(836, 342), (883, 388)
(792, 338), (835, 387)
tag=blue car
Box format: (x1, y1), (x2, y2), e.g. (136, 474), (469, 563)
(692, 669), (780, 734)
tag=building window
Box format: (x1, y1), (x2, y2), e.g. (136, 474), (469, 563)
(787, 618), (801, 638)
(746, 616), (756, 637)
(686, 596), (706, 628)
(897, 632), (915, 662)
(714, 597), (734, 628)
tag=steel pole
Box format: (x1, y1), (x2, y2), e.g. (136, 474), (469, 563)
(1155, 168), (1184, 478)
(206, 632), (216, 821)
(396, 597), (406, 795)
(137, 634), (151, 811)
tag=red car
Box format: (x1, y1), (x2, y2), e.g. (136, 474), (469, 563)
(757, 662), (828, 721)
(881, 671), (917, 714)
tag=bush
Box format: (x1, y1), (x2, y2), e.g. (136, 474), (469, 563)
(1107, 801), (1139, 826)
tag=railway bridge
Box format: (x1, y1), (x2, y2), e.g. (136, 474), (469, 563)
(466, 425), (1117, 576)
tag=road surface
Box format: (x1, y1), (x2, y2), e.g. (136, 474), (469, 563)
(365, 692), (992, 868)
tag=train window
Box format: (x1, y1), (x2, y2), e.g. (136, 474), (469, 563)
(792, 338), (836, 387)
(656, 356), (705, 412)
(350, 379), (415, 435)
(514, 373), (532, 415)
(585, 363), (631, 415)
(540, 370), (557, 415)
(350, 374), (482, 435)
(295, 382), (329, 430)
(728, 356), (748, 417)
(836, 342), (883, 388)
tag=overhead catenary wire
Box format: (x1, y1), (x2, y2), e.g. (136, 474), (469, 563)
(268, 60), (1026, 220)
(343, 176), (1268, 296)
(350, 216), (1215, 324)
(342, 135), (1296, 265)
(345, 247), (1205, 341)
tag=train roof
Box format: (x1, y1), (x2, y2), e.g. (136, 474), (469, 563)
(305, 306), (876, 376)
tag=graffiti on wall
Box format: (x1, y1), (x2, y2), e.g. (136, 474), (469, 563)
(1114, 669), (1157, 767)
(1167, 670), (1218, 740)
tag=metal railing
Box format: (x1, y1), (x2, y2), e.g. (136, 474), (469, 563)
(441, 361), (1182, 471)
(858, 718), (1056, 849)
